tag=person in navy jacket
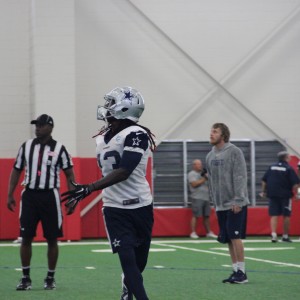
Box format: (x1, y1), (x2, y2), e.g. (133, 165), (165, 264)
(261, 151), (299, 243)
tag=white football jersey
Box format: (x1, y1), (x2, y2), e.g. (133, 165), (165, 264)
(95, 125), (153, 209)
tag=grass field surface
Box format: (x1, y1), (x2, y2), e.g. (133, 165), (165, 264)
(1, 237), (299, 299)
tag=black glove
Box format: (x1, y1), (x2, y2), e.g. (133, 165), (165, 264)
(201, 168), (208, 177)
(61, 181), (92, 211)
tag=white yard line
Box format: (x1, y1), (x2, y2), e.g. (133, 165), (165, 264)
(211, 247), (295, 251)
(0, 238), (299, 247)
(91, 248), (176, 253)
(1, 239), (299, 269)
(153, 242), (300, 269)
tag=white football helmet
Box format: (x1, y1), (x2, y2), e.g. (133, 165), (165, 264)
(97, 86), (145, 123)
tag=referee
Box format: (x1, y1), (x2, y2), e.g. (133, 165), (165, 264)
(7, 114), (75, 291)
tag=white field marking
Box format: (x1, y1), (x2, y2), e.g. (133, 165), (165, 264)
(211, 247), (295, 251)
(222, 265), (232, 268)
(153, 266), (165, 269)
(1, 239), (299, 247)
(91, 248), (176, 253)
(150, 248), (176, 252)
(153, 243), (300, 268)
(15, 268), (22, 271)
(151, 239), (300, 244)
(85, 266), (96, 270)
(0, 241), (111, 247)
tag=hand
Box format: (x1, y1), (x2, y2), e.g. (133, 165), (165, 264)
(61, 181), (92, 212)
(259, 192), (266, 198)
(232, 205), (242, 214)
(7, 196), (16, 212)
(201, 168), (208, 178)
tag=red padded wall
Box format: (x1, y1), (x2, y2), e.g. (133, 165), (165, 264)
(1, 156), (299, 240)
(0, 159), (21, 239)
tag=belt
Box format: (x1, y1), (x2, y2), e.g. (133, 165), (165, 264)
(25, 187), (54, 192)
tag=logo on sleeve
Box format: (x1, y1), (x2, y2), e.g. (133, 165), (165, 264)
(132, 137), (141, 146)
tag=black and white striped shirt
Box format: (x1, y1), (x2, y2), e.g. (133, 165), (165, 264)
(14, 138), (73, 190)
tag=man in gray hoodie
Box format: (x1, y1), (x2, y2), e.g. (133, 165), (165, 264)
(206, 123), (249, 284)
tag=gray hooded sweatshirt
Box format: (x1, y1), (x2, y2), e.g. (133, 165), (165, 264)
(206, 142), (249, 211)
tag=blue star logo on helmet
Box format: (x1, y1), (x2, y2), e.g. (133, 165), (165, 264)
(124, 91), (133, 100)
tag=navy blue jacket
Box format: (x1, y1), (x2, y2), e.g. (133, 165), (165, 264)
(262, 161), (299, 198)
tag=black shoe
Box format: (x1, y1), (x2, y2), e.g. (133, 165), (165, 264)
(44, 276), (56, 290)
(282, 237), (292, 243)
(222, 271), (237, 283)
(16, 276), (32, 290)
(231, 270), (248, 284)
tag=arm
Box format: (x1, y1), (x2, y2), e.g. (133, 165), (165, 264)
(232, 149), (248, 212)
(7, 168), (22, 212)
(190, 177), (207, 188)
(89, 168), (130, 192)
(290, 168), (300, 198)
(63, 167), (76, 190)
(295, 184), (300, 200)
(292, 183), (299, 197)
(62, 167), (77, 215)
(61, 152), (137, 210)
(261, 180), (267, 197)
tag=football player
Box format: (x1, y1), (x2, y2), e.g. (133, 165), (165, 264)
(62, 86), (155, 300)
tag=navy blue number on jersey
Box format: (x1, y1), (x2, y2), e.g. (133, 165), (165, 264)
(97, 151), (121, 170)
(104, 150), (121, 170)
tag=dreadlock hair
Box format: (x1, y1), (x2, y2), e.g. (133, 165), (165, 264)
(93, 119), (156, 152)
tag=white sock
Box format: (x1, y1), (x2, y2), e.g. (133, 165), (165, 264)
(237, 262), (245, 273)
(232, 263), (238, 272)
(271, 232), (277, 238)
(282, 234), (288, 239)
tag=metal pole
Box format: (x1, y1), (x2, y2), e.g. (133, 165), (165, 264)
(183, 141), (188, 207)
(250, 140), (256, 206)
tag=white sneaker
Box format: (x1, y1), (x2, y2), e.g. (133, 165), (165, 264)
(190, 232), (199, 239)
(206, 232), (218, 238)
(13, 237), (22, 243)
(271, 233), (278, 243)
